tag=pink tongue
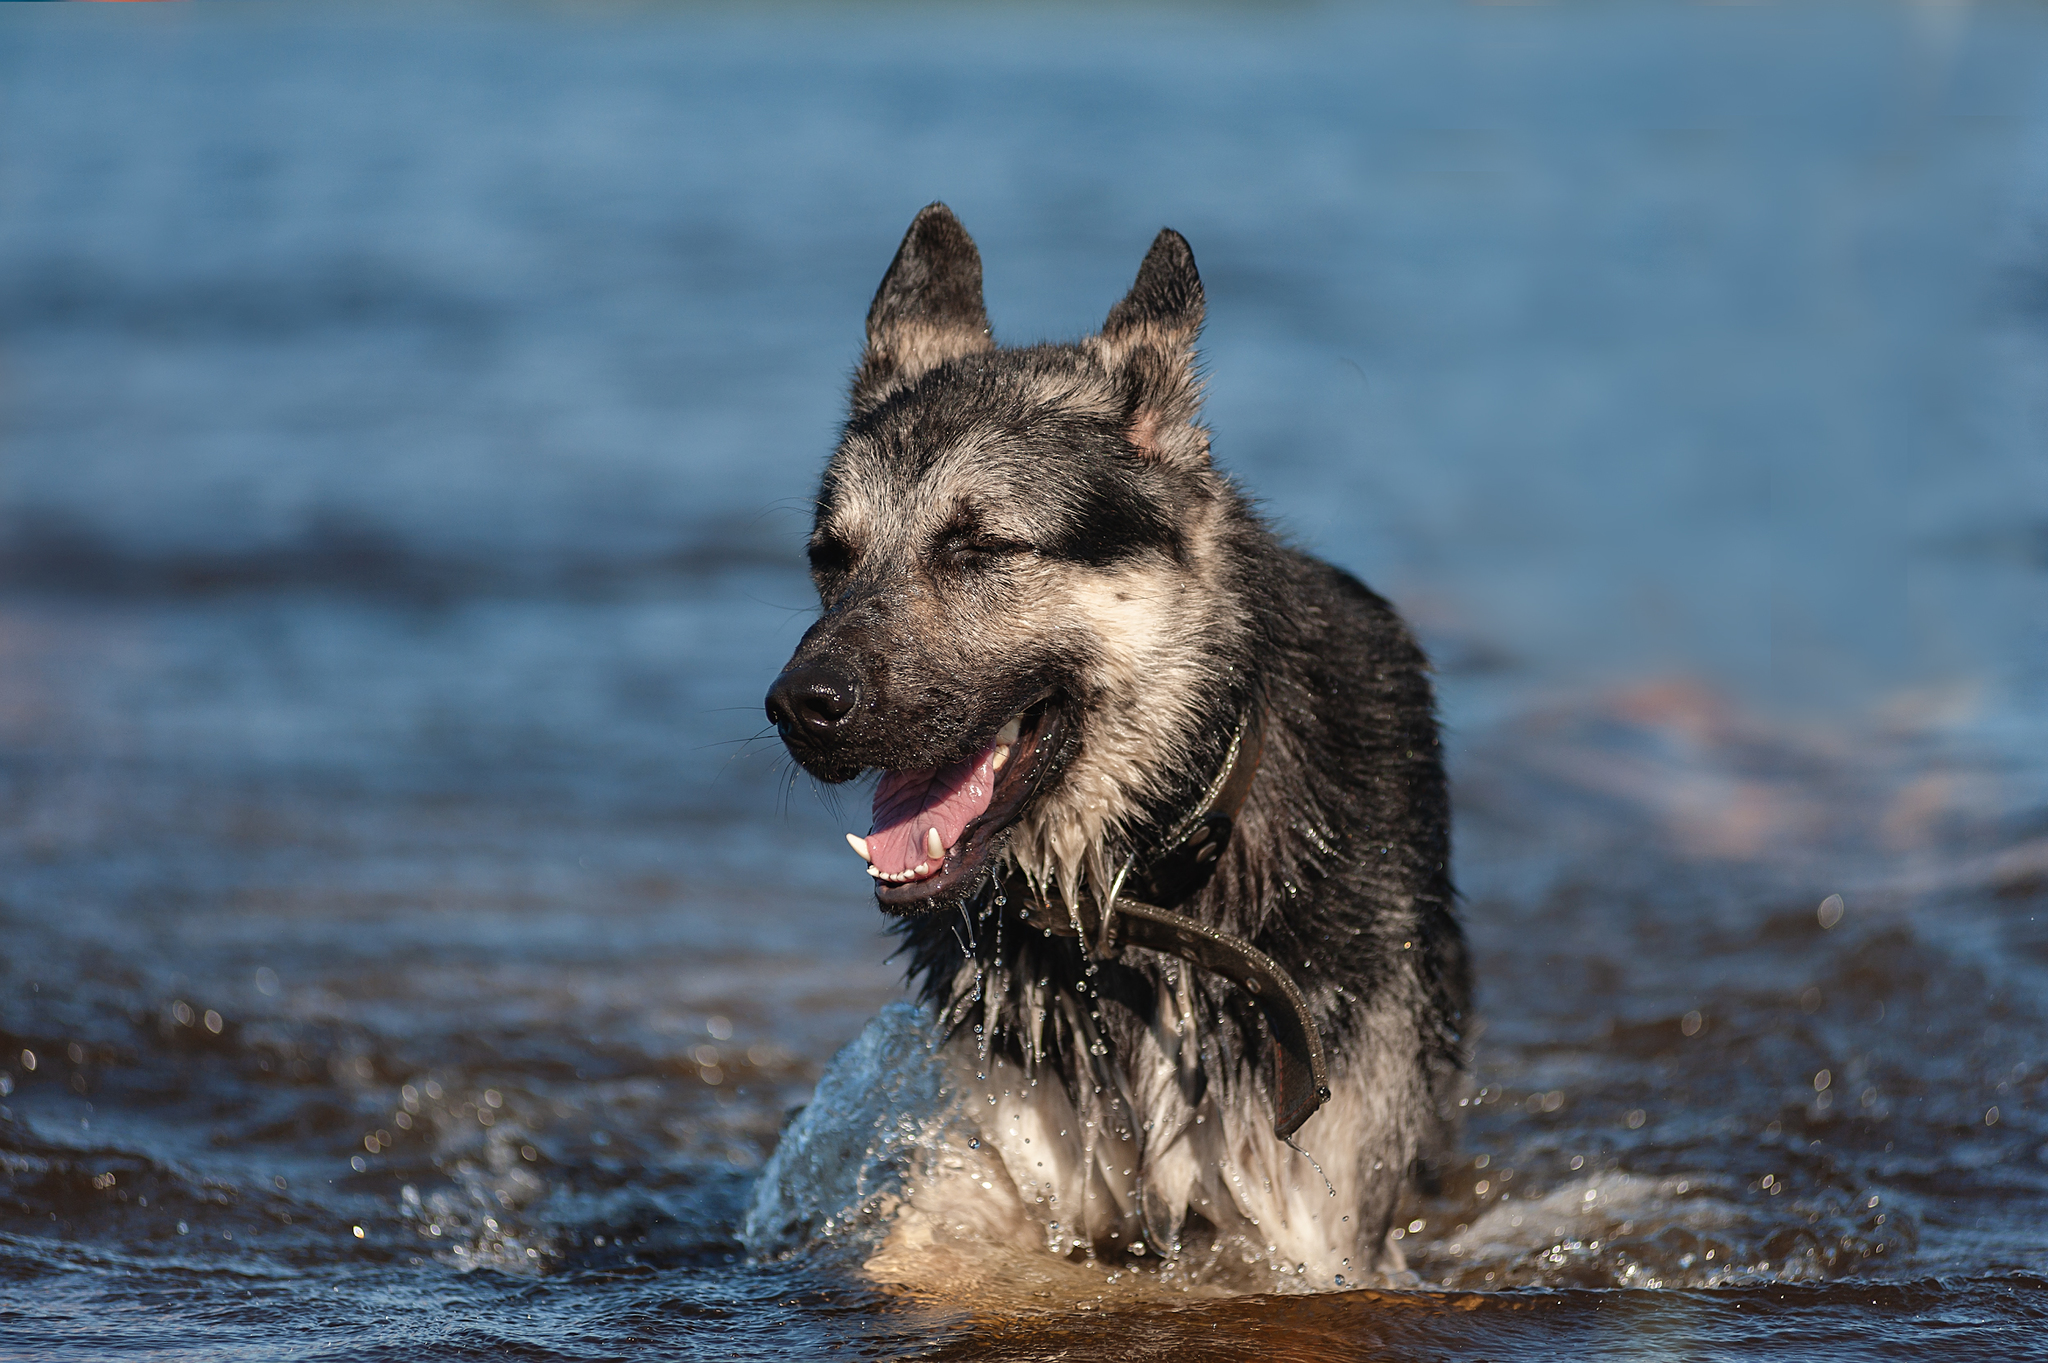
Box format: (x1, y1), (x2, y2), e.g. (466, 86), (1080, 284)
(868, 742), (1000, 876)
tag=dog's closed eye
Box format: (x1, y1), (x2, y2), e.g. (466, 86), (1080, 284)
(934, 529), (1033, 569)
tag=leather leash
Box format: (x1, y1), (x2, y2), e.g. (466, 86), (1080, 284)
(1009, 707), (1333, 1139)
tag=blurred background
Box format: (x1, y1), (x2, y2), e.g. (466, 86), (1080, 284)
(3, 3), (2046, 1358)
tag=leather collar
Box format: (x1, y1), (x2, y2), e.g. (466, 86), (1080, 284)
(1007, 706), (1332, 1139)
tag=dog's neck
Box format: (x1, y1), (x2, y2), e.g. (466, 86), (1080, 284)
(993, 702), (1333, 1138)
(887, 694), (1334, 1141)
(1019, 702), (1263, 933)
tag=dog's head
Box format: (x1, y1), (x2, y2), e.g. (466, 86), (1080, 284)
(766, 204), (1250, 915)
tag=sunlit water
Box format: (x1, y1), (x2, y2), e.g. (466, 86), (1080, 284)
(3, 3), (2047, 1358)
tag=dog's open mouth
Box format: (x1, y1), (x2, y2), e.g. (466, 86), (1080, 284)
(847, 697), (1060, 911)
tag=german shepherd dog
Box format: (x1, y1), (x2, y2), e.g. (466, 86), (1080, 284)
(754, 204), (1467, 1287)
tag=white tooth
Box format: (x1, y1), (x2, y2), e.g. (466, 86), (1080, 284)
(991, 743), (1010, 772)
(996, 717), (1021, 746)
(926, 827), (945, 860)
(846, 833), (872, 862)
(867, 866), (882, 878)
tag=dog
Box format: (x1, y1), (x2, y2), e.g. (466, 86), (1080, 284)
(749, 204), (1468, 1289)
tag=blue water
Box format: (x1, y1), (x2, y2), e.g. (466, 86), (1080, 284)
(2, 2), (2046, 1357)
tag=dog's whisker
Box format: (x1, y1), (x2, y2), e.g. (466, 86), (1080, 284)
(697, 727), (780, 753)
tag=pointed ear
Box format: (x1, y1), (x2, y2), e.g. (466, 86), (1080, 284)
(1092, 229), (1209, 467)
(852, 203), (994, 411)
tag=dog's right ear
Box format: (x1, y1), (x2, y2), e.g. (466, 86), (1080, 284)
(852, 203), (994, 412)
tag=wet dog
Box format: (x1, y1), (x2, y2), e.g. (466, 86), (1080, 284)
(753, 204), (1467, 1287)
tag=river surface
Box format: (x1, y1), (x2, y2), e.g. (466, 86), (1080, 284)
(3, 2), (2047, 1358)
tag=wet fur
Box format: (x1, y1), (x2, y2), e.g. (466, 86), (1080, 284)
(771, 205), (1468, 1280)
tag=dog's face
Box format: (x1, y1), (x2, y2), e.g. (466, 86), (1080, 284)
(767, 206), (1246, 914)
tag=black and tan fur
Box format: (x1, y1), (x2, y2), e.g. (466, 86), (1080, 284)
(759, 204), (1467, 1283)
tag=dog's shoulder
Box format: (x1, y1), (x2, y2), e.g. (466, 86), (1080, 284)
(1251, 545), (1435, 713)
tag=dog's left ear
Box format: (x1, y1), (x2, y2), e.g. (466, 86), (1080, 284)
(1092, 228), (1209, 468)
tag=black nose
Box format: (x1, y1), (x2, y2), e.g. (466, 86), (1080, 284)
(766, 662), (861, 737)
